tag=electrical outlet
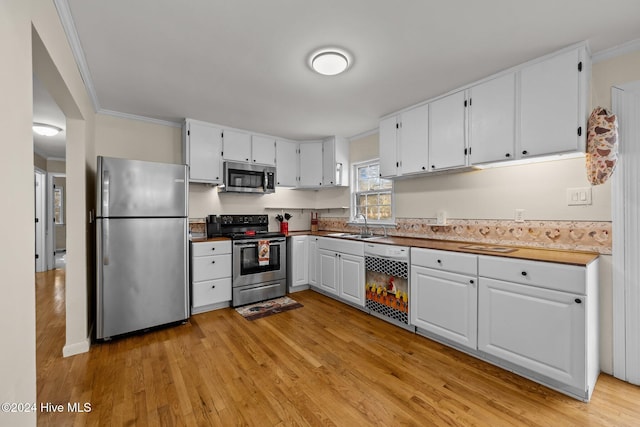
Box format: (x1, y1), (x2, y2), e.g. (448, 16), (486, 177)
(567, 187), (592, 206)
(514, 209), (525, 223)
(436, 210), (447, 225)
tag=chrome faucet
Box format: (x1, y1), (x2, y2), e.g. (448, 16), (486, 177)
(356, 213), (371, 236)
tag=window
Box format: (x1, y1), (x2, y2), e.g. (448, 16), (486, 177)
(54, 186), (64, 225)
(352, 160), (394, 222)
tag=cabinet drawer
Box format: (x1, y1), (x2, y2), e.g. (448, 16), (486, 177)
(478, 256), (585, 294)
(192, 254), (231, 282)
(192, 240), (231, 257)
(411, 248), (477, 276)
(192, 277), (232, 307)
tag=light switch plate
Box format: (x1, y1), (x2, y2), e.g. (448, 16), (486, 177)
(567, 187), (592, 206)
(514, 209), (525, 223)
(436, 210), (447, 225)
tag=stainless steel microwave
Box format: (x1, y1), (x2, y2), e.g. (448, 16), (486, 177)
(221, 161), (276, 193)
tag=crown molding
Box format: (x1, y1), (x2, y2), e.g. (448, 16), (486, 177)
(349, 127), (378, 141)
(98, 109), (182, 128)
(53, 0), (100, 112)
(592, 38), (640, 64)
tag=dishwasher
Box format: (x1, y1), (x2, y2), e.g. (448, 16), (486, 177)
(364, 243), (413, 331)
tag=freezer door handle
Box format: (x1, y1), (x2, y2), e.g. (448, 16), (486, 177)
(102, 169), (110, 217)
(103, 219), (110, 265)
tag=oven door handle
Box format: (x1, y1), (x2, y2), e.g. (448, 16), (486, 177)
(234, 238), (286, 246)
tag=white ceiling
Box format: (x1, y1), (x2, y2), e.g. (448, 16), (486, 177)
(37, 0), (640, 158)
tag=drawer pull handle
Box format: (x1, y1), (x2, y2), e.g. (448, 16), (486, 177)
(521, 271), (527, 276)
(211, 260), (216, 264)
(575, 298), (582, 304)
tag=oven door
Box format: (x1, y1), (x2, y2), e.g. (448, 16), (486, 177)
(233, 238), (286, 287)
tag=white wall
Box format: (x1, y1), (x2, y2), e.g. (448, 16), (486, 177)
(0, 1), (37, 425)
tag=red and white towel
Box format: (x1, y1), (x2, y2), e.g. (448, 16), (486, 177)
(258, 240), (270, 266)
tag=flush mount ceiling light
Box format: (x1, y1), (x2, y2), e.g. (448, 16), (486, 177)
(309, 48), (352, 76)
(32, 123), (63, 137)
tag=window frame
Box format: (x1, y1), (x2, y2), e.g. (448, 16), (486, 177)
(350, 159), (395, 225)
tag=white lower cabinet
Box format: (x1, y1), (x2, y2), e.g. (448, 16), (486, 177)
(477, 255), (599, 401)
(287, 236), (309, 292)
(191, 240), (232, 314)
(411, 248), (478, 350)
(316, 238), (365, 307)
(308, 237), (319, 287)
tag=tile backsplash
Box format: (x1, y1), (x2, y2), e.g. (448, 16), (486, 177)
(319, 217), (612, 254)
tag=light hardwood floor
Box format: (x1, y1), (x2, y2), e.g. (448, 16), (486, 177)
(36, 269), (640, 426)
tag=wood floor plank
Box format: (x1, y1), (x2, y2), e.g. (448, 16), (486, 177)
(35, 270), (640, 426)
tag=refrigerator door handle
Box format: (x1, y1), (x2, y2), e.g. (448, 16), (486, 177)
(102, 169), (110, 217)
(103, 219), (110, 265)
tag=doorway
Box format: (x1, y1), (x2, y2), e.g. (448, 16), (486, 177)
(34, 168), (46, 272)
(612, 80), (640, 385)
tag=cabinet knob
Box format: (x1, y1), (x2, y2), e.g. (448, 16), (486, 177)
(522, 150), (528, 155)
(246, 158), (249, 161)
(431, 165), (436, 169)
(437, 259), (442, 264)
(469, 279), (475, 284)
(505, 153), (511, 158)
(521, 271), (527, 276)
(211, 285), (216, 289)
(422, 166), (426, 170)
(211, 260), (216, 264)
(211, 247), (216, 251)
(575, 298), (582, 304)
(277, 182), (280, 185)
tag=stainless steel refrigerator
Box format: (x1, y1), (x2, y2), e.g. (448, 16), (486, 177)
(96, 156), (189, 340)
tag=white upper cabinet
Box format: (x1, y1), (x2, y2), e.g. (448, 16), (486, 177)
(222, 129), (252, 162)
(251, 135), (276, 165)
(322, 136), (349, 187)
(429, 90), (467, 170)
(519, 47), (587, 158)
(379, 116), (399, 178)
(183, 119), (223, 184)
(298, 142), (324, 187)
(469, 73), (516, 164)
(399, 104), (430, 175)
(275, 139), (298, 187)
(379, 104), (429, 178)
(223, 131), (276, 165)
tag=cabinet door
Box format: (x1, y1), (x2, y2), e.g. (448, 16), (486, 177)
(469, 73), (516, 164)
(251, 135), (276, 165)
(339, 253), (364, 307)
(299, 142), (324, 187)
(318, 249), (339, 295)
(290, 236), (309, 287)
(520, 49), (581, 157)
(222, 129), (252, 162)
(399, 104), (429, 174)
(308, 237), (319, 287)
(379, 116), (399, 178)
(322, 137), (336, 186)
(429, 91), (467, 170)
(411, 266), (477, 349)
(478, 278), (585, 390)
(185, 121), (222, 183)
(275, 140), (298, 187)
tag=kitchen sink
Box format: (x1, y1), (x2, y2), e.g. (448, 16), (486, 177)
(327, 233), (384, 240)
(459, 244), (517, 253)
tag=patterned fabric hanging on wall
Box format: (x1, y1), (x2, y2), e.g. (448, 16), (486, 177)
(586, 107), (618, 185)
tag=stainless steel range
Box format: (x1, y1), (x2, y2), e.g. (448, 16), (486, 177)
(215, 215), (287, 307)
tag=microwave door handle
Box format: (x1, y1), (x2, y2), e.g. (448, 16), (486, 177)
(263, 171), (268, 192)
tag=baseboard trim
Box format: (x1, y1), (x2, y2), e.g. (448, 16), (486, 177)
(63, 334), (91, 357)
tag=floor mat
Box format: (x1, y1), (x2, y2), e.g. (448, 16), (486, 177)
(235, 296), (303, 320)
